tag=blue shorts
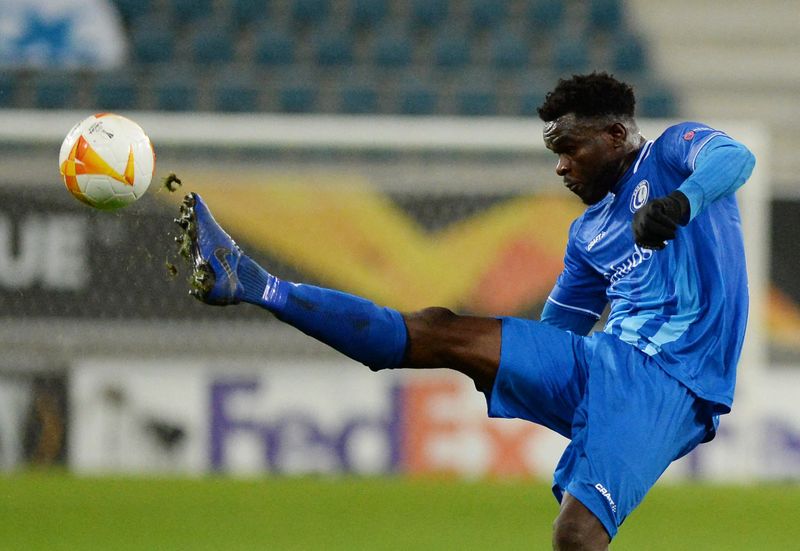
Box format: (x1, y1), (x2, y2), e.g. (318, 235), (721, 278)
(486, 317), (715, 539)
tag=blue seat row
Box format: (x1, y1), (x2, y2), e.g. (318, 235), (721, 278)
(10, 0), (670, 116)
(0, 68), (677, 117)
(129, 17), (647, 76)
(113, 0), (621, 32)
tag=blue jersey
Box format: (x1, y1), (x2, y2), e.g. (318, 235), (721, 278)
(547, 122), (752, 412)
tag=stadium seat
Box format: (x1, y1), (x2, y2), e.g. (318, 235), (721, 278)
(397, 78), (438, 115)
(399, 91), (437, 115)
(612, 34), (648, 74)
(588, 0), (624, 31)
(410, 0), (449, 30)
(167, 0), (214, 23)
(92, 71), (139, 110)
(110, 0), (154, 24)
(229, 0), (270, 28)
(253, 26), (296, 67)
(213, 71), (260, 112)
(489, 29), (530, 71)
(528, 0), (565, 29)
(519, 92), (544, 117)
(279, 86), (318, 113)
(131, 18), (176, 64)
(433, 29), (472, 69)
(314, 29), (354, 67)
(291, 0), (330, 26)
(338, 76), (379, 114)
(190, 21), (236, 65)
(277, 70), (318, 113)
(350, 0), (389, 29)
(639, 87), (678, 118)
(33, 71), (79, 109)
(552, 35), (590, 73)
(152, 67), (199, 111)
(469, 0), (509, 31)
(372, 28), (414, 68)
(0, 72), (18, 107)
(452, 70), (498, 116)
(455, 87), (498, 116)
(515, 72), (550, 116)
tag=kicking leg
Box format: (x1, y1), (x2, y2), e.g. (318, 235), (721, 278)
(401, 307), (500, 393)
(175, 193), (501, 388)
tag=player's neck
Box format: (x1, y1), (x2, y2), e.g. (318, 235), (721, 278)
(605, 138), (646, 197)
(616, 137), (647, 184)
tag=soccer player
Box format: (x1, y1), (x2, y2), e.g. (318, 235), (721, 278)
(174, 72), (755, 550)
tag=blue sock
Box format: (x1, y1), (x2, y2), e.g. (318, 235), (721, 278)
(237, 255), (407, 371)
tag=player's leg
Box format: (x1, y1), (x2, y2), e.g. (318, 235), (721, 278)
(480, 317), (608, 547)
(550, 332), (716, 546)
(552, 494), (609, 551)
(175, 193), (501, 386)
(401, 307), (501, 392)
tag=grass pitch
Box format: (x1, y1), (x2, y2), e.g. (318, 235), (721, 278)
(1, 472), (798, 550)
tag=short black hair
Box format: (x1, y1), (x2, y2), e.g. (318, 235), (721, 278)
(537, 72), (636, 122)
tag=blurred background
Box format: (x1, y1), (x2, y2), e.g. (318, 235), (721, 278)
(0, 0), (798, 549)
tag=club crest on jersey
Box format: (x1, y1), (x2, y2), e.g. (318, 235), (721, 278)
(630, 180), (649, 212)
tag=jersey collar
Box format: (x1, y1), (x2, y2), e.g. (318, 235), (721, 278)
(611, 140), (654, 195)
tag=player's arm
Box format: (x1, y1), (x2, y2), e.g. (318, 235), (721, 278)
(540, 299), (599, 336)
(675, 136), (755, 221)
(541, 222), (607, 336)
(633, 135), (756, 249)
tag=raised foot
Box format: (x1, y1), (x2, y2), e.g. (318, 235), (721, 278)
(173, 193), (242, 305)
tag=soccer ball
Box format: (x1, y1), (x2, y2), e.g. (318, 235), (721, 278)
(59, 113), (155, 210)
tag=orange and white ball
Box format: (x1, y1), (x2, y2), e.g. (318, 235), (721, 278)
(59, 113), (155, 210)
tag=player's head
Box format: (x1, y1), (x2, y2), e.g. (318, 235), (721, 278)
(538, 72), (643, 205)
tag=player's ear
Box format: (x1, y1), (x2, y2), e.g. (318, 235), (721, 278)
(607, 122), (628, 148)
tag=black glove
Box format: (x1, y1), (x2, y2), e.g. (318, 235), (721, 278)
(632, 190), (691, 250)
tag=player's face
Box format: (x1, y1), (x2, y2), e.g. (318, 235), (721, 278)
(543, 115), (627, 205)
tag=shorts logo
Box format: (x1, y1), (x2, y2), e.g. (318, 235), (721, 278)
(595, 483), (618, 513)
(683, 130), (695, 141)
(630, 180), (649, 212)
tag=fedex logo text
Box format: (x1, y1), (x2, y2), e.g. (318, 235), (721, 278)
(208, 377), (547, 476)
(210, 380), (402, 473)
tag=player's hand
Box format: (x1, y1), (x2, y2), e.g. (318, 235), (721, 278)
(632, 191), (690, 250)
